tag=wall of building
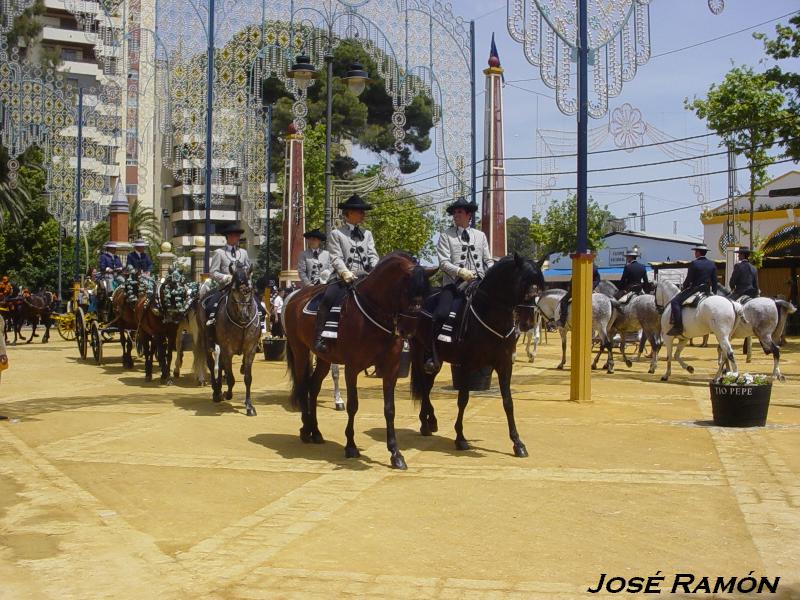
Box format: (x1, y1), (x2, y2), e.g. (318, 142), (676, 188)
(547, 231), (702, 268)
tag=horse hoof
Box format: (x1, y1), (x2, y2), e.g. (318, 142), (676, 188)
(625, 359), (633, 368)
(420, 425), (432, 437)
(300, 429), (313, 443)
(391, 454), (407, 470)
(344, 446), (360, 459)
(660, 375), (668, 382)
(556, 364), (564, 370)
(591, 364), (597, 371)
(455, 439), (470, 451)
(145, 373), (153, 382)
(311, 431), (324, 444)
(687, 366), (695, 374)
(428, 418), (438, 433)
(648, 368), (655, 374)
(212, 392), (223, 403)
(513, 444), (529, 458)
(224, 391), (233, 400)
(246, 407), (257, 417)
(607, 366), (615, 374)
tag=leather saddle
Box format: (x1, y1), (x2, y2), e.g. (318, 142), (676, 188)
(681, 291), (709, 308)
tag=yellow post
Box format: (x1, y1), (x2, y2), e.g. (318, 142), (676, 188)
(569, 253), (593, 402)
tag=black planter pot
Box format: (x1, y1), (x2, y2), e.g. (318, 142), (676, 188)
(263, 338), (286, 361)
(709, 382), (772, 427)
(451, 365), (493, 391)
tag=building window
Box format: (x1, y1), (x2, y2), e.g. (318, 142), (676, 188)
(126, 184), (138, 195)
(61, 48), (79, 61)
(126, 159), (138, 166)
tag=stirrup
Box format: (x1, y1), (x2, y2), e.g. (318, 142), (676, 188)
(314, 337), (328, 353)
(423, 357), (440, 375)
(666, 325), (682, 337)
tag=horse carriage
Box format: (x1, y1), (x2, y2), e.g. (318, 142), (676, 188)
(73, 276), (124, 364)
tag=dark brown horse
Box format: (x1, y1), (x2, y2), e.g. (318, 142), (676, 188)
(5, 292), (53, 345)
(409, 254), (545, 457)
(283, 252), (435, 469)
(111, 286), (143, 368)
(194, 262), (261, 416)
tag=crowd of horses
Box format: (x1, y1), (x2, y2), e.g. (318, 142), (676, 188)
(3, 254), (796, 470)
(523, 279), (796, 382)
(0, 290), (55, 345)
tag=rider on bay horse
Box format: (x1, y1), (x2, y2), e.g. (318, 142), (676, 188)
(203, 222), (250, 327)
(313, 194), (380, 354)
(424, 196), (494, 374)
(666, 243), (718, 337)
(298, 228), (332, 288)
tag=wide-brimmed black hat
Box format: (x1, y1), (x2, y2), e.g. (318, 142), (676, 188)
(303, 228), (327, 241)
(338, 194), (373, 211)
(691, 243), (709, 254)
(624, 248), (640, 257)
(737, 246), (752, 255)
(218, 222), (245, 235)
(446, 196), (478, 215)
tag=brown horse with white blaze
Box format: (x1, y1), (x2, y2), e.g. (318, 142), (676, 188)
(282, 252), (436, 469)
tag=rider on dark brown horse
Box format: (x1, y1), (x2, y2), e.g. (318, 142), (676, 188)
(0, 276), (12, 300)
(203, 222), (251, 327)
(313, 194), (380, 354)
(425, 196), (494, 374)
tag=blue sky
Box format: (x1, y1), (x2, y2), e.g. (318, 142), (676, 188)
(367, 0), (800, 239)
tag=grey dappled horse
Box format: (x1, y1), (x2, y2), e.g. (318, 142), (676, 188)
(594, 281), (662, 374)
(655, 280), (738, 382)
(729, 297), (796, 381)
(533, 288), (618, 372)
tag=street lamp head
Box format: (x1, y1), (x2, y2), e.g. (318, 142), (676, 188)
(343, 62), (370, 97)
(287, 54), (316, 92)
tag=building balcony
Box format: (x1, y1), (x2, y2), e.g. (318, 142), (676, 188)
(41, 25), (94, 46)
(170, 209), (239, 224)
(168, 184), (239, 197)
(60, 59), (102, 78)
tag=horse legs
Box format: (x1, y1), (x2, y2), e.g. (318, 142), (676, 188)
(744, 336), (752, 363)
(604, 332), (615, 374)
(221, 352), (235, 400)
(660, 335), (674, 382)
(143, 335), (154, 381)
(381, 361), (406, 470)
(305, 360), (330, 442)
(206, 343), (222, 402)
(648, 333), (659, 375)
(330, 363), (344, 410)
(497, 360), (527, 458)
(343, 366), (361, 459)
(673, 338), (694, 374)
(556, 328), (567, 370)
(713, 335), (736, 382)
(453, 385), (471, 451)
(242, 347), (258, 417)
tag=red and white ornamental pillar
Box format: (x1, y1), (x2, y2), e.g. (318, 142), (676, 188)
(481, 34), (507, 258)
(280, 123), (305, 288)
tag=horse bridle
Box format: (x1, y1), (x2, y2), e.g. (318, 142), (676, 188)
(350, 286), (421, 339)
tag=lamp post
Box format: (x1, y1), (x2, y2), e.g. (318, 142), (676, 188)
(287, 54), (369, 236)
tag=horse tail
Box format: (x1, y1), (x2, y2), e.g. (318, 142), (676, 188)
(189, 307), (208, 385)
(285, 341), (310, 410)
(409, 346), (425, 406)
(772, 299), (796, 346)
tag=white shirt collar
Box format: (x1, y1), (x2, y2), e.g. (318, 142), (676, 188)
(456, 226), (470, 236)
(345, 222), (356, 231)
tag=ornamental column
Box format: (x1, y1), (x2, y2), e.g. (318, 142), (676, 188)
(481, 34), (507, 258)
(280, 123), (305, 288)
(108, 182), (132, 264)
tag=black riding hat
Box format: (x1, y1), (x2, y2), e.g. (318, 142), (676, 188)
(338, 194), (373, 211)
(446, 196), (478, 215)
(737, 246), (752, 256)
(219, 222), (245, 235)
(303, 228), (327, 241)
(691, 244), (709, 254)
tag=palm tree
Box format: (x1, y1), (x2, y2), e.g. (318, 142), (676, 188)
(0, 181), (30, 228)
(128, 199), (161, 242)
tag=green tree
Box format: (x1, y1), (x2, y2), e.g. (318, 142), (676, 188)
(506, 215), (537, 259)
(365, 184), (437, 261)
(755, 14), (800, 161)
(685, 66), (789, 246)
(529, 195), (615, 260)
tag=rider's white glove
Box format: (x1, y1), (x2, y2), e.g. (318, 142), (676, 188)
(341, 270), (356, 283)
(458, 268), (477, 281)
(105, 267), (112, 273)
(221, 274), (233, 285)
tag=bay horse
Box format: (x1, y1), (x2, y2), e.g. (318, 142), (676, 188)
(409, 254), (545, 458)
(194, 262), (261, 416)
(110, 284), (143, 368)
(282, 252), (435, 469)
(5, 292), (53, 344)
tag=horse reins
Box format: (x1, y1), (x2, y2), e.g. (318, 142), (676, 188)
(351, 288), (419, 338)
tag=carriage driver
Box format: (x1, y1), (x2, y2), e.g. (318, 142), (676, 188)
(424, 196), (494, 373)
(127, 239), (153, 276)
(98, 242), (123, 293)
(0, 276), (12, 300)
(618, 248), (649, 297)
(298, 228), (332, 288)
(313, 194), (380, 354)
(729, 246), (759, 301)
(666, 243), (718, 337)
(203, 222), (251, 326)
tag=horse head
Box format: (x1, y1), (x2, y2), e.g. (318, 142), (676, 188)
(654, 280), (679, 313)
(229, 261), (254, 302)
(595, 280), (618, 299)
(482, 253), (545, 308)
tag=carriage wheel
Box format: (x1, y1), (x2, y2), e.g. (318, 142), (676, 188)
(56, 313), (76, 341)
(75, 308), (87, 359)
(90, 321), (103, 365)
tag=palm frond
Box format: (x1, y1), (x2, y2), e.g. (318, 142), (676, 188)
(0, 182), (30, 227)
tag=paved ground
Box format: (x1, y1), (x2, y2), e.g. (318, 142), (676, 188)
(1, 331), (799, 599)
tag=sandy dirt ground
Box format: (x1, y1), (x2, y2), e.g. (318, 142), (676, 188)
(1, 329), (799, 599)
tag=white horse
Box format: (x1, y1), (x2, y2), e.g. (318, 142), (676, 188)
(520, 302), (544, 362)
(595, 281), (662, 374)
(730, 297), (796, 381)
(535, 288), (618, 372)
(655, 280), (738, 382)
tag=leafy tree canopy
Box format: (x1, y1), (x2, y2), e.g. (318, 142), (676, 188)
(754, 14), (800, 161)
(529, 195), (615, 260)
(506, 215), (537, 260)
(685, 65), (789, 245)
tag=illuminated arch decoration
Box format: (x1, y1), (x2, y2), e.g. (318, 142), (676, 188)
(762, 223), (800, 257)
(533, 102), (710, 213)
